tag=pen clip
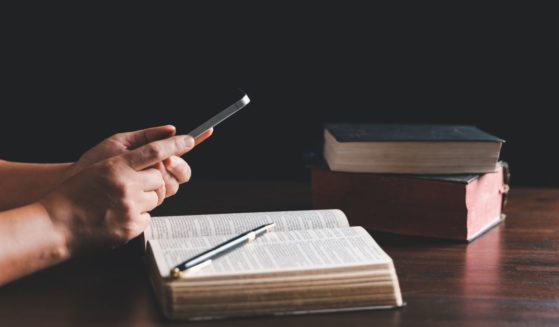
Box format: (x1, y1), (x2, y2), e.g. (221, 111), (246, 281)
(247, 231), (256, 242)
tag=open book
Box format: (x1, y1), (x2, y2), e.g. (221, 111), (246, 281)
(145, 209), (403, 320)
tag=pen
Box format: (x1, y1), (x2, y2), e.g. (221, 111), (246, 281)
(171, 222), (276, 278)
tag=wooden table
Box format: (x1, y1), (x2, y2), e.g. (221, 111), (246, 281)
(1, 182), (558, 326)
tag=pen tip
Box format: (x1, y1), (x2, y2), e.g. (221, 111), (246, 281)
(265, 223), (276, 232)
(171, 268), (181, 278)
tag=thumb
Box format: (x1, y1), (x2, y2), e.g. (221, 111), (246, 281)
(117, 125), (177, 150)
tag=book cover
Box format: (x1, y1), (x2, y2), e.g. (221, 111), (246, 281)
(325, 123), (505, 143)
(310, 159), (510, 241)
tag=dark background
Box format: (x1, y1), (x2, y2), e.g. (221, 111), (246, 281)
(1, 4), (557, 186)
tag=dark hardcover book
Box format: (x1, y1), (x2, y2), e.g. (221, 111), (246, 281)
(310, 159), (510, 242)
(325, 124), (504, 143)
(323, 123), (504, 174)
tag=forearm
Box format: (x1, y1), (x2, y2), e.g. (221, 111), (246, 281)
(0, 202), (70, 286)
(0, 160), (73, 210)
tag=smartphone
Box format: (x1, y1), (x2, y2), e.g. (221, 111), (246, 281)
(187, 89), (250, 139)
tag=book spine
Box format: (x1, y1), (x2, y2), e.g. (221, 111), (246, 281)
(465, 165), (506, 240)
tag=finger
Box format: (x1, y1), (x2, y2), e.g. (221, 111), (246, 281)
(137, 213), (152, 232)
(164, 156), (191, 184)
(138, 191), (159, 213)
(152, 162), (167, 204)
(194, 127), (214, 146)
(164, 177), (179, 198)
(137, 168), (165, 191)
(115, 125), (177, 150)
(124, 135), (195, 171)
(157, 163), (179, 198)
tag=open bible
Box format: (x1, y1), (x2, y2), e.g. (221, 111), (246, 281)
(145, 209), (403, 320)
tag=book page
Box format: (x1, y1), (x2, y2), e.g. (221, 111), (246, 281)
(149, 227), (391, 278)
(145, 209), (348, 240)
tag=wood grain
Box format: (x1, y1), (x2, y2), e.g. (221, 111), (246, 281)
(0, 183), (557, 327)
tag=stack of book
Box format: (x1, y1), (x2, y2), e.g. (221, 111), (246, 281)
(312, 123), (509, 241)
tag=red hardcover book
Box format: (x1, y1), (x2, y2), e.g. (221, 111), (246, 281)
(311, 162), (510, 241)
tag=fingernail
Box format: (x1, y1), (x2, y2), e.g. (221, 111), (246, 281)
(182, 135), (195, 148)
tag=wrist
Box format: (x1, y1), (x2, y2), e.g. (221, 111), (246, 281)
(38, 193), (75, 258)
(61, 162), (79, 180)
